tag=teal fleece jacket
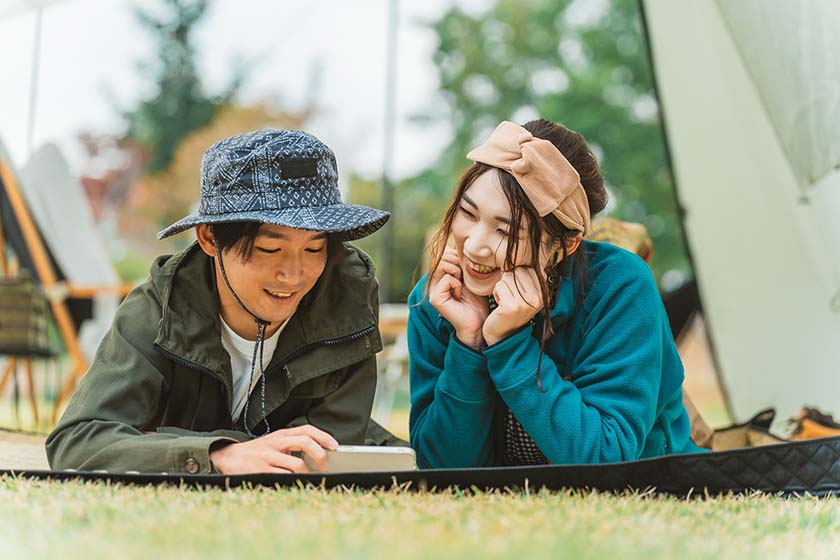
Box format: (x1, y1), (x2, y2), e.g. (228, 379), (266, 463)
(407, 241), (704, 468)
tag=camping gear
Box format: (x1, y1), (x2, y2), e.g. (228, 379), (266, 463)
(589, 217), (653, 262)
(709, 409), (787, 451)
(791, 407), (840, 441)
(0, 273), (52, 357)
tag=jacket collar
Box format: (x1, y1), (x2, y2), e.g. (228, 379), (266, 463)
(151, 242), (381, 398)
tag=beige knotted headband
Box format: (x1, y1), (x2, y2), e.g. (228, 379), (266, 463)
(466, 121), (590, 235)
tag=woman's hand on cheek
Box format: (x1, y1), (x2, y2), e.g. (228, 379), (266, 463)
(429, 247), (490, 350)
(483, 267), (543, 347)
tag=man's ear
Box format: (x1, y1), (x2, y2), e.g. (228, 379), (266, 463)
(195, 224), (217, 258)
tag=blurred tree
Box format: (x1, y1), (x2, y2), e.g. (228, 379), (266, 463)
(420, 0), (690, 281)
(350, 171), (449, 300)
(123, 0), (244, 173)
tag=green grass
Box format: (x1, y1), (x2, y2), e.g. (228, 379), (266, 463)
(1, 478), (839, 560)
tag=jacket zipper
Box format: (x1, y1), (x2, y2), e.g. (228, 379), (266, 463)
(153, 342), (231, 415)
(267, 323), (376, 378)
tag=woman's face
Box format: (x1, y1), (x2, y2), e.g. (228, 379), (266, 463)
(451, 170), (553, 296)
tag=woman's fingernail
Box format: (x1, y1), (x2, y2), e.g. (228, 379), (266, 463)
(329, 437), (339, 449)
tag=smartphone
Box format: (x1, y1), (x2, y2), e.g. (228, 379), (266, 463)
(304, 445), (417, 473)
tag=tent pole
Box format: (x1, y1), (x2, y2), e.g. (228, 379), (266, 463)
(378, 0), (399, 304)
(26, 8), (44, 157)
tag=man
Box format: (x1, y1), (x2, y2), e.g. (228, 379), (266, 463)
(46, 129), (394, 474)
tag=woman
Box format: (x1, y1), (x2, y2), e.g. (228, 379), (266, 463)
(407, 119), (704, 468)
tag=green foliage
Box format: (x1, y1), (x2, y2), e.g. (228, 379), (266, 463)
(423, 0), (690, 281)
(114, 252), (153, 283)
(350, 174), (449, 302)
(123, 0), (244, 173)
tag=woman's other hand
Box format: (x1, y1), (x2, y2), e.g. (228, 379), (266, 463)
(483, 267), (544, 347)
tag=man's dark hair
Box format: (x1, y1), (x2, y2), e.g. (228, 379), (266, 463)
(211, 222), (343, 262)
(211, 222), (263, 261)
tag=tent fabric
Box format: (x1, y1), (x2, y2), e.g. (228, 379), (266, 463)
(715, 0), (840, 190)
(641, 0), (840, 426)
(19, 144), (118, 289)
(0, 137), (120, 359)
(4, 436), (840, 497)
(19, 144), (120, 359)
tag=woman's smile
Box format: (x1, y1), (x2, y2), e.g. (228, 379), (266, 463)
(463, 257), (500, 281)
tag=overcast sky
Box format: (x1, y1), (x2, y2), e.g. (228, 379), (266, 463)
(0, 0), (490, 179)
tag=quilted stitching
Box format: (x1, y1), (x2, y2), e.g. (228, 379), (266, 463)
(671, 437), (840, 494)
(8, 437), (840, 496)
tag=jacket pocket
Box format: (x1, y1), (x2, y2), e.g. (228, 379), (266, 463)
(288, 370), (342, 399)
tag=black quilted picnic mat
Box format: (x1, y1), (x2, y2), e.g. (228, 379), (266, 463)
(4, 436), (839, 497)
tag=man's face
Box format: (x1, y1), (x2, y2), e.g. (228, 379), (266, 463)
(214, 224), (328, 334)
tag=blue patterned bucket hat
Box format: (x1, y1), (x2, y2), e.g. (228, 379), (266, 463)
(157, 129), (390, 241)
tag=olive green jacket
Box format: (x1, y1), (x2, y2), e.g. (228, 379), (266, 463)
(46, 242), (392, 473)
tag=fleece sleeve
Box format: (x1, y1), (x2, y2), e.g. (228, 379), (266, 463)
(406, 279), (497, 468)
(483, 257), (667, 464)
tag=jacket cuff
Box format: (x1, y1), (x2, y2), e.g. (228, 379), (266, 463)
(436, 333), (493, 401)
(483, 325), (540, 390)
(167, 436), (240, 474)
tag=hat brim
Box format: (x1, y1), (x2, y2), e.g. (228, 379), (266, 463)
(157, 204), (390, 242)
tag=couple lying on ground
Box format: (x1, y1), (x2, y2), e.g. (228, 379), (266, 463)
(45, 120), (704, 475)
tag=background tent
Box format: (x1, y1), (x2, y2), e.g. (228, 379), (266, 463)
(641, 0), (840, 426)
(0, 138), (120, 361)
(19, 143), (120, 360)
(1, 135), (129, 420)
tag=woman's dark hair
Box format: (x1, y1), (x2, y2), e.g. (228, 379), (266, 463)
(426, 119), (608, 387)
(210, 221), (344, 263)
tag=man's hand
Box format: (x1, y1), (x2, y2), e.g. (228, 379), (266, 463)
(210, 424), (339, 474)
(483, 267), (544, 347)
(429, 247), (490, 350)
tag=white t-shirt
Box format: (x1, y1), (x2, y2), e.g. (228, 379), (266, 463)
(219, 315), (291, 423)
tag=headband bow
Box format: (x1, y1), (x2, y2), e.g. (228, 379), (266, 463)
(466, 121), (590, 235)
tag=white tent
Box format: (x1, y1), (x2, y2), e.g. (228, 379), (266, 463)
(1, 135), (121, 363)
(20, 143), (120, 360)
(642, 0), (840, 425)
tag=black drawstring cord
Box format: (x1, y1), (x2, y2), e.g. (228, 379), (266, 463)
(216, 244), (267, 325)
(240, 320), (270, 438)
(215, 244), (272, 439)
